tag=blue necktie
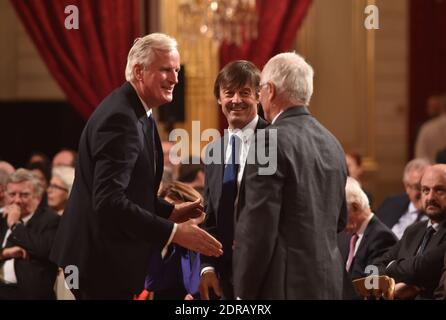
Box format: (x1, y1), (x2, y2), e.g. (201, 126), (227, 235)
(218, 135), (241, 263)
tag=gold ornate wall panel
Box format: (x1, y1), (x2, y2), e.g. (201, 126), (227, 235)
(296, 0), (408, 205)
(159, 0), (219, 156)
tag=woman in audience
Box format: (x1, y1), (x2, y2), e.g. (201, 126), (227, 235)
(136, 181), (202, 300)
(47, 166), (74, 215)
(47, 166), (75, 300)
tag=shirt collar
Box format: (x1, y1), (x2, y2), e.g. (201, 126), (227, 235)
(22, 211), (35, 225)
(271, 111), (284, 125)
(228, 115), (258, 141)
(427, 219), (440, 232)
(357, 213), (374, 236)
(136, 94), (152, 118)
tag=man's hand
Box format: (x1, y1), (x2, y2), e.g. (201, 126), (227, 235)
(1, 246), (28, 260)
(169, 199), (203, 223)
(4, 204), (22, 228)
(394, 282), (421, 300)
(199, 271), (222, 300)
(172, 213), (223, 257)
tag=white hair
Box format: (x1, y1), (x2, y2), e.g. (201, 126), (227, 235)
(125, 33), (178, 82)
(345, 177), (370, 210)
(403, 158), (430, 183)
(52, 166), (75, 195)
(261, 52), (314, 106)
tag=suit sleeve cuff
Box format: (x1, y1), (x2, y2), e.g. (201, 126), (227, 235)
(161, 223), (177, 258)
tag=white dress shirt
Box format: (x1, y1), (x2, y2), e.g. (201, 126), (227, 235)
(0, 212), (35, 284)
(201, 115), (259, 276)
(391, 202), (427, 240)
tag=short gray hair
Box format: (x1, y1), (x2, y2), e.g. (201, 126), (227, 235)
(262, 52), (314, 106)
(7, 168), (43, 197)
(345, 177), (370, 210)
(125, 33), (178, 82)
(52, 166), (75, 195)
(403, 158), (430, 183)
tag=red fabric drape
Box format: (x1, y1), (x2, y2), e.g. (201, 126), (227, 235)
(11, 0), (140, 120)
(218, 0), (312, 130)
(409, 0), (446, 159)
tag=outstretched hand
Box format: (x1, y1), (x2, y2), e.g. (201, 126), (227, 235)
(169, 198), (204, 223)
(172, 213), (223, 257)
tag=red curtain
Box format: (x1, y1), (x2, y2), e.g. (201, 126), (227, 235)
(11, 0), (140, 120)
(218, 0), (312, 130)
(409, 0), (446, 158)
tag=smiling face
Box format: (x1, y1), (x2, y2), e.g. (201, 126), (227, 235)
(136, 49), (180, 108)
(218, 84), (258, 129)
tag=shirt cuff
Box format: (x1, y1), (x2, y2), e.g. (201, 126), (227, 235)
(161, 223), (177, 259)
(200, 266), (216, 277)
(386, 260), (395, 270)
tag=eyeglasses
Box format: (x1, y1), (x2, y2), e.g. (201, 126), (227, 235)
(48, 184), (68, 193)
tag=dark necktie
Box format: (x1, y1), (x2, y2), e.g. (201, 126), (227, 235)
(143, 114), (159, 177)
(416, 226), (435, 256)
(217, 135), (241, 263)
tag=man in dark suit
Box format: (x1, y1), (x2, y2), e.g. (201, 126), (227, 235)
(1, 169), (59, 299)
(199, 60), (268, 300)
(376, 158), (430, 239)
(373, 164), (446, 299)
(233, 53), (347, 299)
(50, 33), (222, 300)
(339, 177), (397, 299)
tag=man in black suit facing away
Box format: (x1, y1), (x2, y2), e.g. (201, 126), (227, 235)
(339, 177), (397, 299)
(1, 169), (59, 299)
(50, 33), (222, 300)
(233, 53), (348, 299)
(199, 60), (268, 300)
(374, 164), (446, 299)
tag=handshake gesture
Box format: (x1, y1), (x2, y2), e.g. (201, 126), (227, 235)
(169, 199), (223, 258)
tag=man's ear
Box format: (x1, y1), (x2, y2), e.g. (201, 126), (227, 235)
(133, 64), (143, 81)
(351, 202), (361, 213)
(268, 82), (276, 101)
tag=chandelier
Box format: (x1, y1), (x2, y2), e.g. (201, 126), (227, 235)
(178, 0), (258, 46)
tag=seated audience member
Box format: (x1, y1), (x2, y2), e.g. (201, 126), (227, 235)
(415, 94), (446, 163)
(0, 161), (15, 175)
(47, 166), (75, 216)
(339, 177), (397, 299)
(140, 181), (202, 300)
(373, 164), (446, 299)
(28, 152), (51, 168)
(48, 166), (75, 300)
(178, 156), (205, 195)
(52, 149), (77, 168)
(27, 161), (51, 191)
(0, 170), (9, 208)
(377, 158), (430, 239)
(345, 151), (373, 207)
(0, 169), (60, 299)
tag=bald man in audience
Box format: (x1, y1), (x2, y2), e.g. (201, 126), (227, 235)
(373, 165), (446, 299)
(52, 149), (77, 168)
